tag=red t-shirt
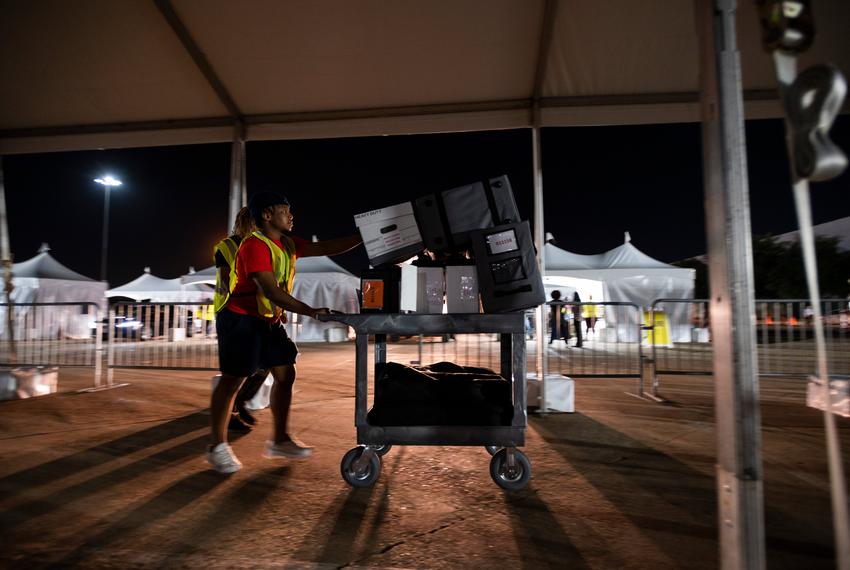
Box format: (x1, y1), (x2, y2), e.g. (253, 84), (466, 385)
(226, 234), (308, 319)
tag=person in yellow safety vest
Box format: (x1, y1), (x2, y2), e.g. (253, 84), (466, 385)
(206, 191), (363, 474)
(212, 207), (268, 431)
(583, 294), (599, 335)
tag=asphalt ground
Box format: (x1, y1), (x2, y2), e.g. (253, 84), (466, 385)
(0, 342), (847, 569)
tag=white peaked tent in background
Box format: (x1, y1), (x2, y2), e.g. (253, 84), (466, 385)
(3, 244), (106, 339)
(179, 255), (359, 342)
(289, 255), (359, 342)
(180, 265), (217, 286)
(107, 267), (212, 302)
(10, 244), (106, 304)
(544, 233), (695, 342)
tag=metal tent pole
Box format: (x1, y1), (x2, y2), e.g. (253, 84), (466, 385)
(0, 157), (15, 365)
(227, 125), (246, 233)
(532, 103), (548, 412)
(695, 1), (765, 568)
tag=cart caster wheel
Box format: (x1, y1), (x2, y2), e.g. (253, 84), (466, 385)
(341, 447), (381, 488)
(490, 449), (531, 491)
(485, 445), (501, 456)
(371, 444), (392, 457)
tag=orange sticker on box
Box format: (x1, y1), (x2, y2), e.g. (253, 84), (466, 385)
(362, 279), (385, 309)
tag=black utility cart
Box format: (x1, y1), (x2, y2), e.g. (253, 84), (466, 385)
(319, 312), (530, 491)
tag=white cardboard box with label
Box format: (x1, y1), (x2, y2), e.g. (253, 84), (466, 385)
(354, 202), (424, 267)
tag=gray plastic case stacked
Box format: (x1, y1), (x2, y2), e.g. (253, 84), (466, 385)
(414, 175), (520, 253)
(469, 221), (545, 313)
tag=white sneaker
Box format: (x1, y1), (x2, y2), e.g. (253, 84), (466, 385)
(206, 442), (242, 473)
(264, 439), (313, 460)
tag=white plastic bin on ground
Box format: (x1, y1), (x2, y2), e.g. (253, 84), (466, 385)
(0, 367), (59, 400)
(325, 327), (348, 343)
(211, 373), (273, 411)
(526, 373), (575, 413)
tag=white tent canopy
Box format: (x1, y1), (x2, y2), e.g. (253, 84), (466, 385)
(3, 244), (107, 339)
(290, 256), (359, 342)
(11, 243), (106, 303)
(107, 267), (212, 302)
(180, 265), (217, 286)
(544, 234), (695, 342)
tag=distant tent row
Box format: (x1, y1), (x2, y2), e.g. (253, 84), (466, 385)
(5, 234), (695, 342)
(543, 234), (696, 342)
(107, 267), (212, 303)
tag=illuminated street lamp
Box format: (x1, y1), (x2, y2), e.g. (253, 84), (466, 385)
(94, 175), (122, 282)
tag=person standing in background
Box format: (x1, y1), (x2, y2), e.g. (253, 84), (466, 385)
(548, 290), (569, 345)
(584, 294), (598, 336)
(572, 292), (583, 348)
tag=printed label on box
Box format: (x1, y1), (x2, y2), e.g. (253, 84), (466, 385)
(354, 202), (415, 227)
(358, 215), (422, 262)
(362, 280), (385, 310)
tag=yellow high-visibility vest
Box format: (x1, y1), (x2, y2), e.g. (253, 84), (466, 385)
(212, 236), (240, 313)
(221, 231), (297, 319)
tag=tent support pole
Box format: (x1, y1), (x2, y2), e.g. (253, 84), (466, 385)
(0, 157), (16, 365)
(227, 125), (247, 234)
(695, 1), (765, 568)
(532, 104), (547, 412)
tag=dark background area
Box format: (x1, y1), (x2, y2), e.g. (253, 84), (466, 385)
(4, 116), (849, 286)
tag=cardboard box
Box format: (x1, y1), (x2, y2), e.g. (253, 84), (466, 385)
(445, 265), (479, 313)
(355, 202), (424, 267)
(401, 265), (445, 313)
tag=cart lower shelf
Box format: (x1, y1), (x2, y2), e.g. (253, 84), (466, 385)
(357, 424), (525, 447)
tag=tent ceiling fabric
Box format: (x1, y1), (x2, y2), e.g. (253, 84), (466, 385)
(2, 0), (848, 153)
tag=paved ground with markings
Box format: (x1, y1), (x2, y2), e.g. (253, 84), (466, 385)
(0, 342), (847, 569)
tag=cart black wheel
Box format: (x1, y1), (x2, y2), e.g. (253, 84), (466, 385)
(371, 444), (392, 457)
(485, 445), (500, 456)
(489, 449), (531, 491)
(341, 447), (381, 488)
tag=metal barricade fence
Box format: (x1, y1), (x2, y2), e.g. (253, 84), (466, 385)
(650, 299), (850, 392)
(106, 302), (218, 376)
(543, 301), (644, 380)
(754, 299), (850, 377)
(0, 302), (103, 389)
(409, 332), (504, 371)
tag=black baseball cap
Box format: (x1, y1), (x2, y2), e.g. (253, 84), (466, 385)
(248, 192), (290, 220)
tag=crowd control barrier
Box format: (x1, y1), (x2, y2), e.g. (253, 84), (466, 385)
(3, 298), (846, 399)
(105, 302), (219, 380)
(542, 302), (646, 392)
(649, 298), (850, 397)
(0, 302), (104, 391)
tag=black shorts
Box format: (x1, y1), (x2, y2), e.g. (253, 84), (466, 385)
(216, 309), (299, 377)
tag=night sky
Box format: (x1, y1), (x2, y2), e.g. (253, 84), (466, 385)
(3, 116), (849, 287)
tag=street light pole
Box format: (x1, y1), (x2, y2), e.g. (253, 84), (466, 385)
(94, 176), (122, 282)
